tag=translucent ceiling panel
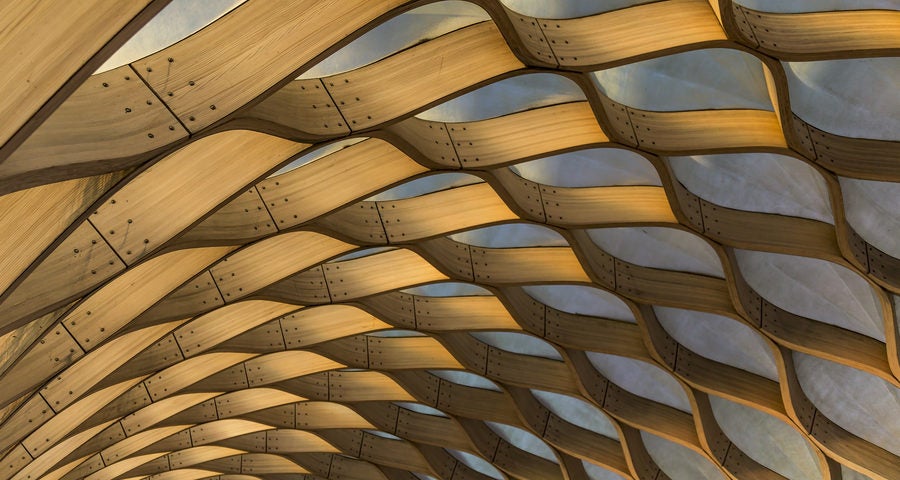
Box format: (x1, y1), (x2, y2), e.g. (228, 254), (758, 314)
(268, 137), (366, 177)
(583, 460), (630, 480)
(523, 285), (634, 322)
(430, 370), (502, 391)
(96, 0), (246, 73)
(500, 0), (654, 18)
(642, 432), (727, 480)
(734, 250), (885, 341)
(795, 352), (900, 456)
(301, 1), (489, 78)
(669, 153), (833, 223)
(367, 172), (482, 201)
(403, 282), (493, 297)
(417, 73), (585, 122)
(446, 449), (506, 480)
(450, 223), (568, 248)
(586, 352), (692, 413)
(448, 450), (505, 479)
(509, 148), (662, 187)
(739, 0), (899, 13)
(394, 402), (449, 417)
(710, 395), (822, 480)
(784, 58), (899, 140)
(366, 429), (402, 440)
(329, 246), (396, 263)
(840, 177), (900, 257)
(532, 389), (619, 439)
(592, 49), (771, 111)
(486, 421), (558, 462)
(654, 306), (779, 381)
(587, 227), (724, 277)
(471, 332), (563, 360)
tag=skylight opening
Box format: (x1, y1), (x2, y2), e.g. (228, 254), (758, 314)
(268, 137), (367, 178)
(523, 285), (635, 322)
(394, 402), (450, 417)
(592, 48), (772, 112)
(485, 421), (558, 462)
(430, 370), (502, 391)
(402, 282), (494, 297)
(509, 148), (662, 187)
(417, 73), (585, 122)
(366, 172), (482, 201)
(471, 331), (563, 360)
(449, 223), (568, 248)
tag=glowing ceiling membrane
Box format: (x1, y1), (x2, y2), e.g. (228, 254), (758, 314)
(0, 1), (898, 479)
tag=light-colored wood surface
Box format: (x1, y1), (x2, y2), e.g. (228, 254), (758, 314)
(1, 66), (186, 182)
(0, 172), (125, 306)
(541, 185), (678, 226)
(323, 22), (524, 131)
(134, 0), (406, 132)
(625, 107), (788, 153)
(1, 2), (898, 480)
(449, 102), (608, 167)
(733, 5), (900, 59)
(0, 0), (159, 152)
(89, 130), (306, 264)
(540, 0), (727, 67)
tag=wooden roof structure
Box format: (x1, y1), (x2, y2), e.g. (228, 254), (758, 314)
(0, 1), (899, 479)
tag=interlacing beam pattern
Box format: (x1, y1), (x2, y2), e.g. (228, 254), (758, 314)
(0, 1), (898, 480)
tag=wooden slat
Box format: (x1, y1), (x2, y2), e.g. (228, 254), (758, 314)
(0, 172), (124, 300)
(256, 139), (427, 229)
(89, 131), (306, 263)
(627, 108), (787, 153)
(541, 0), (726, 67)
(737, 6), (900, 58)
(324, 22), (524, 131)
(63, 246), (232, 350)
(0, 0), (162, 155)
(2, 66), (186, 183)
(377, 183), (518, 241)
(450, 102), (608, 168)
(135, 0), (407, 131)
(541, 185), (677, 226)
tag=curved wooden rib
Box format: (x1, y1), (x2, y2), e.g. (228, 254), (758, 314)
(322, 22), (524, 132)
(534, 0), (727, 68)
(133, 0), (407, 132)
(728, 3), (900, 60)
(790, 113), (900, 182)
(0, 1), (166, 160)
(441, 102), (609, 168)
(1, 66), (187, 189)
(614, 107), (787, 154)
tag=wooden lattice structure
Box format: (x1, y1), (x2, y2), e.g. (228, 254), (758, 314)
(1, 1), (899, 479)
